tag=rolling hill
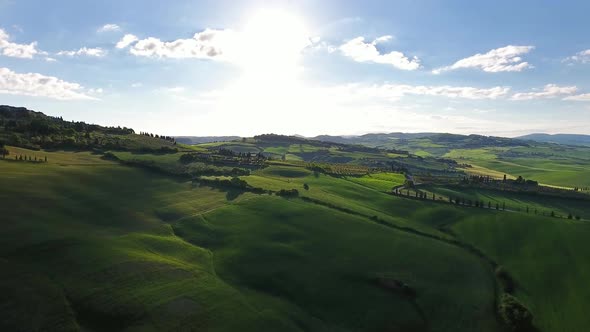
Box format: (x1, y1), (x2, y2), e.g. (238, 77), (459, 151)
(2, 105), (590, 331)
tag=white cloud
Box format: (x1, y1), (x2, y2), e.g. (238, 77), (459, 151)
(57, 47), (107, 57)
(116, 34), (139, 49)
(511, 84), (578, 100)
(0, 67), (97, 100)
(433, 45), (534, 74)
(45, 57), (57, 62)
(340, 83), (510, 101)
(155, 86), (186, 94)
(98, 24), (120, 32)
(565, 49), (590, 64)
(339, 36), (421, 70)
(564, 93), (590, 101)
(128, 29), (236, 60)
(131, 82), (143, 88)
(0, 28), (39, 59)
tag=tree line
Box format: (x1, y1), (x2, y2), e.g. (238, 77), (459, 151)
(139, 132), (176, 143)
(393, 187), (582, 220)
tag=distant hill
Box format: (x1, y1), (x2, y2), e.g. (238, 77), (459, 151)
(310, 132), (528, 156)
(517, 133), (590, 146)
(310, 132), (436, 145)
(175, 136), (241, 144)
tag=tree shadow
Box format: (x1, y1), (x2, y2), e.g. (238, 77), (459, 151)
(226, 189), (245, 201)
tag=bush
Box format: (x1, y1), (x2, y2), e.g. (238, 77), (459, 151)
(101, 152), (119, 161)
(276, 189), (299, 197)
(498, 294), (533, 331)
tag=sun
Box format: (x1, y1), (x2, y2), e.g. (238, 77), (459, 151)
(213, 9), (313, 133)
(238, 9), (309, 78)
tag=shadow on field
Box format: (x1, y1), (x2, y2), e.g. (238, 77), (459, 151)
(225, 188), (245, 201)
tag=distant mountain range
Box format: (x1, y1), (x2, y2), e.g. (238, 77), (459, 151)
(173, 132), (590, 148)
(174, 136), (241, 144)
(516, 133), (590, 146)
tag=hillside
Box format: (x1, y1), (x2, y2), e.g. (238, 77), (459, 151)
(2, 106), (590, 332)
(0, 105), (179, 152)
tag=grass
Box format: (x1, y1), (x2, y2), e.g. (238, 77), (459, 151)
(177, 196), (501, 332)
(452, 212), (590, 332)
(346, 172), (406, 192)
(3, 146), (590, 332)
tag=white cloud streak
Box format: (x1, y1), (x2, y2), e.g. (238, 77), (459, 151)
(57, 47), (107, 57)
(511, 84), (578, 100)
(564, 93), (590, 101)
(336, 83), (511, 101)
(0, 28), (40, 58)
(98, 24), (120, 32)
(339, 36), (421, 70)
(0, 67), (97, 100)
(433, 45), (534, 74)
(565, 49), (590, 64)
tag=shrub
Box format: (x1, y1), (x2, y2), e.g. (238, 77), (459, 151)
(498, 294), (533, 331)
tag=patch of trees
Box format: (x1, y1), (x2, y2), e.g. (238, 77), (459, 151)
(193, 177), (267, 194)
(180, 151), (267, 169)
(190, 167), (250, 177)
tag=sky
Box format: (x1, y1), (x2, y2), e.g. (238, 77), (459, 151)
(1, 0), (590, 137)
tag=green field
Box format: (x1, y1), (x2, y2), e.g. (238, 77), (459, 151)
(3, 140), (590, 332)
(445, 147), (590, 188)
(0, 149), (499, 331)
(452, 212), (590, 332)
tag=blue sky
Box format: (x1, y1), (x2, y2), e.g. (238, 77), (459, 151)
(1, 0), (590, 136)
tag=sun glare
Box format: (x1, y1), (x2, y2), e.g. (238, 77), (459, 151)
(214, 8), (313, 132)
(238, 9), (309, 77)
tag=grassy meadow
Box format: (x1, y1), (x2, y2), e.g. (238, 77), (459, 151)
(2, 141), (590, 332)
